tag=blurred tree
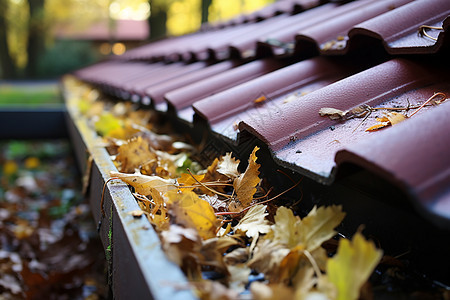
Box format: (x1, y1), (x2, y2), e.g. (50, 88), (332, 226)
(0, 0), (16, 78)
(26, 0), (46, 78)
(201, 0), (212, 24)
(148, 0), (168, 40)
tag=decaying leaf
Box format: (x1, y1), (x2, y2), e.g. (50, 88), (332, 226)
(251, 281), (294, 300)
(116, 136), (155, 173)
(167, 190), (220, 240)
(161, 224), (201, 267)
(234, 205), (271, 239)
(110, 171), (177, 195)
(327, 231), (383, 300)
(319, 107), (348, 120)
(230, 147), (261, 211)
(94, 112), (125, 139)
(217, 152), (240, 179)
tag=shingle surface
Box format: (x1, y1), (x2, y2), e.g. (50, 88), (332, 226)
(71, 0), (450, 228)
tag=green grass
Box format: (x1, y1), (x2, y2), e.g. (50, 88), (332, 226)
(0, 83), (62, 106)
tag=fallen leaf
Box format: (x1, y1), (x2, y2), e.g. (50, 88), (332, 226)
(366, 113), (407, 131)
(319, 108), (347, 120)
(217, 152), (240, 179)
(167, 190), (220, 240)
(116, 137), (156, 173)
(231, 146), (261, 211)
(161, 224), (201, 267)
(327, 231), (383, 300)
(110, 171), (177, 195)
(234, 204), (271, 240)
(299, 205), (346, 252)
(386, 112), (407, 125)
(94, 112), (124, 138)
(178, 172), (206, 191)
(228, 264), (252, 293)
(251, 281), (294, 300)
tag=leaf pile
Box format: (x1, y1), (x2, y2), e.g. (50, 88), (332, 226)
(0, 140), (107, 299)
(64, 76), (449, 300)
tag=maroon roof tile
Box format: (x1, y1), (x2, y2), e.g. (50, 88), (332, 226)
(71, 0), (450, 228)
(192, 56), (373, 141)
(165, 58), (288, 121)
(349, 0), (450, 54)
(335, 100), (450, 227)
(294, 0), (414, 55)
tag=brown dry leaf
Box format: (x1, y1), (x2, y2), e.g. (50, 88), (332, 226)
(228, 264), (252, 293)
(224, 247), (249, 265)
(193, 280), (239, 300)
(161, 225), (201, 267)
(167, 190), (220, 240)
(327, 231), (383, 300)
(250, 281), (294, 300)
(200, 194), (228, 212)
(230, 146), (261, 211)
(234, 204), (271, 240)
(247, 239), (290, 277)
(201, 237), (240, 274)
(319, 107), (348, 120)
(110, 171), (177, 195)
(116, 136), (156, 173)
(217, 152), (240, 179)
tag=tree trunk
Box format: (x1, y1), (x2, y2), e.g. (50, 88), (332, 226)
(25, 0), (45, 78)
(0, 0), (16, 78)
(148, 0), (167, 41)
(201, 0), (212, 24)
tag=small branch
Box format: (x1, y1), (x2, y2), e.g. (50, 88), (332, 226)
(186, 168), (231, 198)
(418, 25), (443, 41)
(409, 92), (447, 118)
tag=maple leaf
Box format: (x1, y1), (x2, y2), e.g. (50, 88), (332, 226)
(234, 204), (271, 239)
(110, 171), (177, 195)
(217, 152), (240, 178)
(326, 231), (383, 300)
(115, 137), (156, 173)
(166, 190), (220, 240)
(231, 146), (261, 210)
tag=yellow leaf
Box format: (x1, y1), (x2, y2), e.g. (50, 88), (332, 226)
(232, 146), (261, 209)
(272, 206), (302, 248)
(3, 160), (18, 176)
(95, 112), (123, 138)
(24, 157), (40, 169)
(167, 190), (219, 240)
(217, 152), (240, 178)
(177, 172), (205, 191)
(365, 122), (389, 131)
(327, 231), (383, 300)
(116, 137), (156, 173)
(299, 205), (346, 252)
(234, 204), (271, 239)
(110, 171), (177, 195)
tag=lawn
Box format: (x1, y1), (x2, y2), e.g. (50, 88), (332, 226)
(0, 82), (62, 106)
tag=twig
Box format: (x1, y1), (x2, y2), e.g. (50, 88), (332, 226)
(215, 177), (303, 216)
(186, 168), (231, 198)
(418, 25), (443, 41)
(101, 177), (120, 217)
(409, 92), (446, 118)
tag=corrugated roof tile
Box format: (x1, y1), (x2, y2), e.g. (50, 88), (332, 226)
(70, 0), (450, 227)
